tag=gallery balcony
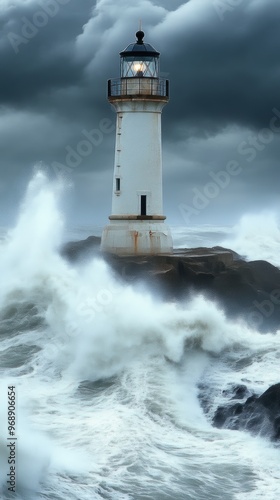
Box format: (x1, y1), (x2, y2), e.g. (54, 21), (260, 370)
(108, 77), (169, 100)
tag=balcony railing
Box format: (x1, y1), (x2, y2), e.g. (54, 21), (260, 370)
(108, 77), (169, 99)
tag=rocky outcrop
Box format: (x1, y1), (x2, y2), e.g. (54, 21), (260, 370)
(61, 236), (101, 261)
(61, 237), (280, 441)
(61, 238), (280, 332)
(213, 383), (280, 441)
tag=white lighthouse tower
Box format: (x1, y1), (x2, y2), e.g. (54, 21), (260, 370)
(101, 30), (173, 255)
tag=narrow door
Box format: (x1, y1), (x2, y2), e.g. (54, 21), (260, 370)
(141, 195), (147, 216)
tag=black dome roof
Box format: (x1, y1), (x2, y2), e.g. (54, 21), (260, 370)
(120, 31), (160, 57)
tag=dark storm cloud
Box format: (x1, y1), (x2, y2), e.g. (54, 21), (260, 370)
(155, 0), (280, 134)
(0, 0), (279, 227)
(0, 0), (94, 106)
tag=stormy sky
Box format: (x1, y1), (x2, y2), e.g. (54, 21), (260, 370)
(0, 0), (280, 230)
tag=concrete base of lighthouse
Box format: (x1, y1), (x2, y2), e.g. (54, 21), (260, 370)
(101, 218), (173, 256)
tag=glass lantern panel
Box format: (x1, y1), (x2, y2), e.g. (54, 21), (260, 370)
(121, 57), (159, 78)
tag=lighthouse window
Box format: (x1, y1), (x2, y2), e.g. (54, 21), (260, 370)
(116, 178), (120, 191)
(121, 57), (159, 78)
(141, 195), (147, 216)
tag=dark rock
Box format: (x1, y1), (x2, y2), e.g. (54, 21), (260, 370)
(239, 261), (280, 293)
(61, 236), (101, 262)
(214, 402), (244, 430)
(258, 383), (280, 415)
(222, 384), (250, 400)
(213, 383), (280, 441)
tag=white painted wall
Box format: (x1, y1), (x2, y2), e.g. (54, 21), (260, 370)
(101, 85), (173, 255)
(110, 99), (167, 216)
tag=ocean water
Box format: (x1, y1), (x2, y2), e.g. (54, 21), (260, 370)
(0, 173), (280, 500)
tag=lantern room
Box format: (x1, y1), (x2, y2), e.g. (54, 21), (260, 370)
(108, 30), (169, 99)
(120, 30), (160, 78)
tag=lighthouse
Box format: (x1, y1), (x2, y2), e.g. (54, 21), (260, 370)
(101, 30), (173, 255)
